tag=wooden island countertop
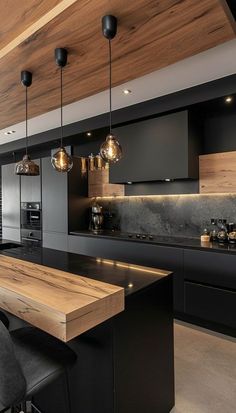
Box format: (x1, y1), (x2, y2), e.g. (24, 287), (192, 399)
(0, 255), (124, 342)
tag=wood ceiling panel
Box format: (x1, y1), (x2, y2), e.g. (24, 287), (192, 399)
(0, 0), (62, 49)
(0, 0), (235, 130)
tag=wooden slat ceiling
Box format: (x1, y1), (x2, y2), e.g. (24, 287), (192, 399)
(0, 0), (235, 130)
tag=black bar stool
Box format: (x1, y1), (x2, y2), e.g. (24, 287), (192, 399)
(0, 321), (76, 413)
(0, 311), (9, 329)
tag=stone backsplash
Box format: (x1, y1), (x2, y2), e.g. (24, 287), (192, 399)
(98, 194), (236, 237)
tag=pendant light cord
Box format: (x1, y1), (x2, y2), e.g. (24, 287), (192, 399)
(60, 66), (63, 148)
(109, 39), (112, 134)
(25, 86), (28, 155)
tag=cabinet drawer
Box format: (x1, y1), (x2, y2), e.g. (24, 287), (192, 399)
(184, 249), (236, 290)
(2, 227), (21, 242)
(43, 232), (68, 252)
(185, 281), (236, 329)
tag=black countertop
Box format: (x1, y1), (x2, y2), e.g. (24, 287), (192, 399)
(70, 230), (236, 254)
(0, 242), (171, 297)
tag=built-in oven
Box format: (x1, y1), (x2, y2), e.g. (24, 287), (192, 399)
(21, 202), (42, 245)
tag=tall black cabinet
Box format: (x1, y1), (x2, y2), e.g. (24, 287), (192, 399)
(41, 157), (68, 251)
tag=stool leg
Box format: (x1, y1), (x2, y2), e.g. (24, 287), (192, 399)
(65, 370), (72, 413)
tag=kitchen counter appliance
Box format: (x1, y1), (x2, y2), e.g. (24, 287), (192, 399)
(21, 202), (42, 245)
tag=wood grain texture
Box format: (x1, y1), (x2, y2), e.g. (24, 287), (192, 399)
(199, 151), (236, 193)
(0, 0), (61, 49)
(0, 0), (78, 59)
(88, 169), (124, 197)
(0, 255), (124, 341)
(0, 0), (235, 129)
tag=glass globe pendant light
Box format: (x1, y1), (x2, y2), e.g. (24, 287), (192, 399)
(100, 15), (122, 164)
(51, 48), (73, 172)
(15, 71), (39, 176)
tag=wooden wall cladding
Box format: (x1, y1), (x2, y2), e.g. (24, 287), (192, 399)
(199, 151), (236, 193)
(88, 169), (124, 197)
(0, 255), (124, 342)
(0, 0), (235, 129)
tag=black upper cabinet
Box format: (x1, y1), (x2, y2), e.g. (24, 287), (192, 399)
(110, 110), (202, 184)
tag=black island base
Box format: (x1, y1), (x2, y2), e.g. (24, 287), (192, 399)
(1, 245), (175, 413)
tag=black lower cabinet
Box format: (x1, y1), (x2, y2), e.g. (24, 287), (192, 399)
(183, 249), (236, 334)
(185, 281), (236, 329)
(68, 235), (236, 335)
(33, 277), (174, 413)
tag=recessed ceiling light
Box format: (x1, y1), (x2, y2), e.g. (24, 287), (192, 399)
(164, 178), (171, 182)
(127, 181), (132, 184)
(86, 132), (92, 136)
(225, 96), (233, 103)
(123, 89), (132, 95)
(4, 130), (16, 135)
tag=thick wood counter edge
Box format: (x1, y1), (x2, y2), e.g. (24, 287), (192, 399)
(0, 255), (125, 342)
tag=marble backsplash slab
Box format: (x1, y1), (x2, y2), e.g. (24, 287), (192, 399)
(98, 194), (236, 237)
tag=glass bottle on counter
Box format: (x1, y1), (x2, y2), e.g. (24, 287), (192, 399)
(217, 219), (228, 243)
(209, 219), (218, 242)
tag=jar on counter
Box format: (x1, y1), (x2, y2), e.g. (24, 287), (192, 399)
(228, 223), (236, 244)
(201, 228), (210, 243)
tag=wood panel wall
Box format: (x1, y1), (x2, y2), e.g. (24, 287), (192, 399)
(199, 151), (236, 193)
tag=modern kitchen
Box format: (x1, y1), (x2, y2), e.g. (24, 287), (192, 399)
(0, 1), (236, 413)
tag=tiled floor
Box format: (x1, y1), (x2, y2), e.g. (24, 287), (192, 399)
(171, 321), (236, 413)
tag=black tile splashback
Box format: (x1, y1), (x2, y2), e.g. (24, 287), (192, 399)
(98, 194), (236, 237)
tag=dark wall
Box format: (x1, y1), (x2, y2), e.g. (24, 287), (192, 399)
(204, 111), (236, 154)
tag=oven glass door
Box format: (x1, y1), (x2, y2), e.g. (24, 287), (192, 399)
(21, 210), (41, 230)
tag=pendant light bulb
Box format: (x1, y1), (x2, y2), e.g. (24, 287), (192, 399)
(51, 48), (73, 173)
(51, 147), (73, 172)
(100, 133), (122, 163)
(15, 71), (39, 176)
(100, 15), (123, 164)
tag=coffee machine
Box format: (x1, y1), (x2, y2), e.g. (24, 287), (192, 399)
(90, 203), (104, 233)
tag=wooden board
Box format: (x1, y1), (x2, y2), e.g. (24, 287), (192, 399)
(0, 255), (124, 342)
(0, 0), (62, 50)
(0, 0), (235, 130)
(199, 151), (236, 193)
(88, 169), (124, 197)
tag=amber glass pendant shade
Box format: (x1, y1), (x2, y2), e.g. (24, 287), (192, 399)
(100, 133), (122, 164)
(51, 147), (73, 172)
(15, 154), (39, 176)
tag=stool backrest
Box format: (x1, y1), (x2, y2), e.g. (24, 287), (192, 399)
(0, 321), (26, 409)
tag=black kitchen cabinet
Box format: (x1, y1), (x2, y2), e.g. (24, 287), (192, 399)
(68, 235), (184, 312)
(41, 156), (88, 251)
(185, 281), (236, 329)
(68, 234), (236, 334)
(110, 110), (201, 183)
(21, 159), (41, 202)
(1, 163), (21, 242)
(183, 249), (236, 290)
(183, 249), (236, 331)
(42, 157), (68, 251)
